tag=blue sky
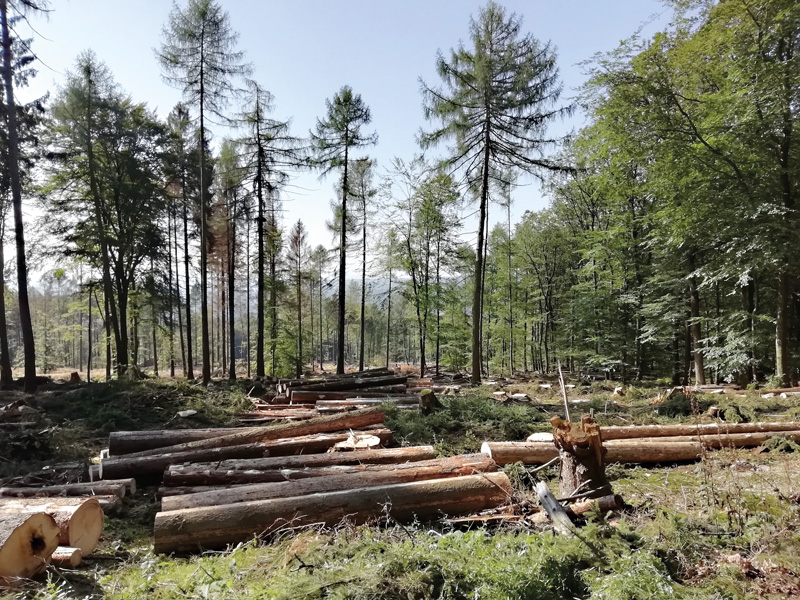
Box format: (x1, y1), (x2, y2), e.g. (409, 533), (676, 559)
(20, 0), (669, 259)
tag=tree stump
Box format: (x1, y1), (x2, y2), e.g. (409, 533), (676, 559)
(552, 415), (612, 499)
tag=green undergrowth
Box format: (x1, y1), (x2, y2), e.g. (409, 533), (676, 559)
(42, 524), (698, 600)
(384, 396), (549, 454)
(0, 379), (251, 480)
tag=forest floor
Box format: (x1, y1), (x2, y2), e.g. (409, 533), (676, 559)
(2, 375), (800, 599)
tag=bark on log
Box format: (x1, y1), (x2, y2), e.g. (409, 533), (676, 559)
(0, 513), (60, 584)
(0, 479), (135, 499)
(122, 407), (385, 458)
(278, 369), (395, 393)
(99, 443), (267, 481)
(481, 440), (705, 465)
(593, 421), (800, 441)
(286, 390), (409, 403)
(263, 428), (392, 457)
(49, 546), (82, 568)
(0, 494), (120, 514)
(0, 498), (103, 556)
(161, 455), (497, 511)
(285, 375), (408, 396)
(162, 446), (438, 486)
(607, 430), (800, 448)
(109, 428), (262, 456)
(153, 472), (512, 553)
(237, 410), (319, 421)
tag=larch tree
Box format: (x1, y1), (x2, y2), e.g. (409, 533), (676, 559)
(287, 220), (308, 377)
(158, 0), (251, 384)
(420, 0), (571, 383)
(349, 158), (377, 371)
(237, 79), (301, 377)
(311, 86), (377, 374)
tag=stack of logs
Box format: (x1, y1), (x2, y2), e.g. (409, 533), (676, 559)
(0, 479), (123, 584)
(482, 421), (800, 465)
(92, 406), (511, 553)
(239, 368), (444, 423)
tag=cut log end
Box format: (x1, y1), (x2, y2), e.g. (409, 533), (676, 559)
(64, 499), (104, 556)
(49, 546), (82, 568)
(0, 513), (61, 584)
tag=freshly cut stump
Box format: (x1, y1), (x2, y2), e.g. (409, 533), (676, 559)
(49, 546), (82, 568)
(0, 498), (103, 556)
(0, 513), (60, 584)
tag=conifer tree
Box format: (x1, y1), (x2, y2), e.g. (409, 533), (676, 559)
(420, 1), (571, 382)
(311, 86), (377, 374)
(158, 0), (251, 384)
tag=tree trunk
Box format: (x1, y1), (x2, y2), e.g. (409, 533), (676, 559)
(0, 498), (103, 556)
(481, 440), (705, 465)
(359, 205), (367, 371)
(228, 194), (236, 380)
(337, 146), (349, 375)
(161, 455), (496, 511)
(163, 446), (436, 486)
(0, 512), (60, 583)
(109, 427), (264, 456)
(0, 227), (12, 385)
(153, 472), (511, 553)
(0, 1), (36, 391)
(183, 194), (194, 379)
(776, 265), (791, 387)
(124, 407), (386, 458)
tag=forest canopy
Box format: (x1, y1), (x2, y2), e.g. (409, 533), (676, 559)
(0, 0), (797, 389)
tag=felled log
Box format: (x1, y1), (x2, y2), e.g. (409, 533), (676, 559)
(49, 546), (82, 568)
(122, 407), (386, 458)
(0, 513), (60, 583)
(759, 386), (800, 394)
(237, 410), (320, 421)
(530, 493), (626, 525)
(109, 427), (262, 456)
(161, 455), (497, 511)
(481, 440), (705, 465)
(162, 446), (438, 486)
(153, 472), (512, 553)
(0, 479), (135, 499)
(282, 383), (406, 404)
(99, 443), (267, 480)
(315, 399), (419, 412)
(607, 430), (800, 448)
(278, 369), (395, 393)
(593, 421), (800, 441)
(263, 428), (392, 456)
(285, 375), (408, 395)
(285, 388), (409, 404)
(0, 497), (103, 556)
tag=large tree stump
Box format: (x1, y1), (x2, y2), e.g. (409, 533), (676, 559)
(552, 415), (612, 499)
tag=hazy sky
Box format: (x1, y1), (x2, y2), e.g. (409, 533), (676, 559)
(18, 0), (669, 262)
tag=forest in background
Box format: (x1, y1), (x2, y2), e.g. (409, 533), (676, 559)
(0, 0), (798, 390)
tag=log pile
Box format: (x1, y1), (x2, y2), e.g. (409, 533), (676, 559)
(131, 405), (513, 553)
(482, 420), (800, 465)
(243, 368), (444, 422)
(0, 494), (107, 583)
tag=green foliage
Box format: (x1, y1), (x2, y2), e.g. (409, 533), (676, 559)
(385, 394), (547, 455)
